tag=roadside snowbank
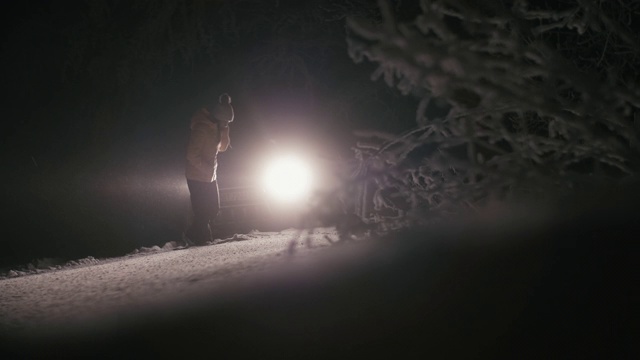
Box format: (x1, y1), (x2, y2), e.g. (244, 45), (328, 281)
(0, 229), (300, 280)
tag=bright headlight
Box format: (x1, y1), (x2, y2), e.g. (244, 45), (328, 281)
(262, 155), (313, 203)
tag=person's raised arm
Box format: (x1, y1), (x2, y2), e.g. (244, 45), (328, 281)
(218, 121), (230, 152)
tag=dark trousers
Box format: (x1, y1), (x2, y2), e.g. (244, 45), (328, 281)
(186, 179), (220, 244)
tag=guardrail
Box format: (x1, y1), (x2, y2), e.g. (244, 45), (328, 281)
(215, 186), (267, 226)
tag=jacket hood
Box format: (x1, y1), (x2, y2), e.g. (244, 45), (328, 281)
(208, 93), (234, 123)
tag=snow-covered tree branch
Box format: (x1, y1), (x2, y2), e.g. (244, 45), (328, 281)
(347, 0), (640, 223)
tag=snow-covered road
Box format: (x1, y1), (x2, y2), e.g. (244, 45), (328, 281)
(0, 209), (633, 359)
(0, 229), (333, 333)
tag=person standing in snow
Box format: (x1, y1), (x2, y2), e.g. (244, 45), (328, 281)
(184, 93), (233, 245)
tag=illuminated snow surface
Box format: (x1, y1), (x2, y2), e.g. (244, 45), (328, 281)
(0, 210), (631, 358)
(0, 228), (336, 333)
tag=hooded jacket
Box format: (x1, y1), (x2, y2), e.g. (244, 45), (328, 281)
(185, 108), (224, 182)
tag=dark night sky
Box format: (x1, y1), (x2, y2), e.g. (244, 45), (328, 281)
(1, 0), (414, 170)
(0, 1), (418, 267)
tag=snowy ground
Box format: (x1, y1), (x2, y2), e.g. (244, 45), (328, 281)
(0, 205), (633, 358)
(0, 228), (335, 333)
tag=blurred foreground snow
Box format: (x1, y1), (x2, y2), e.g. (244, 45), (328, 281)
(0, 196), (634, 359)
